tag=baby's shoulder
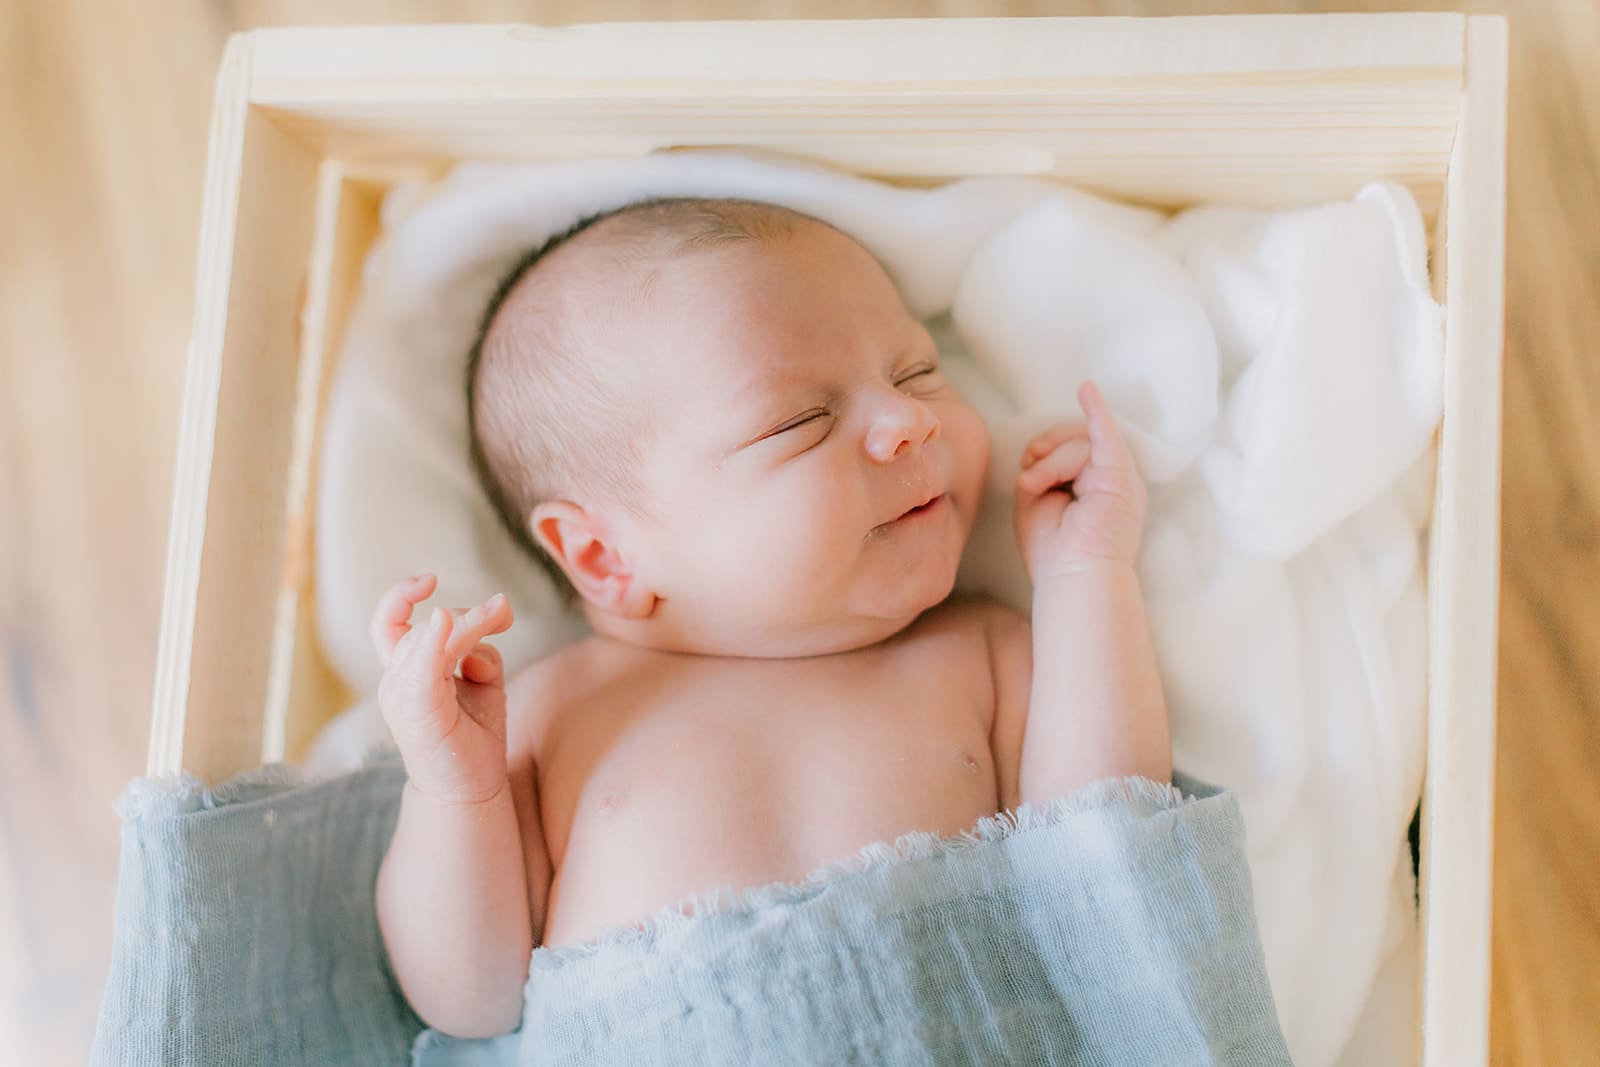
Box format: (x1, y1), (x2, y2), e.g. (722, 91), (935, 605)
(504, 635), (628, 752)
(897, 595), (1030, 700)
(906, 595), (1031, 742)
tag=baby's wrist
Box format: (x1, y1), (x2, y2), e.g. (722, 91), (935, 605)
(1031, 556), (1139, 589)
(402, 773), (510, 809)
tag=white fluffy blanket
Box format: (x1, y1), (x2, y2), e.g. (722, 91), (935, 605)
(310, 152), (1440, 1067)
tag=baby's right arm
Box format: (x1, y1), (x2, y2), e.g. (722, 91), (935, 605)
(371, 574), (539, 1038)
(1011, 383), (1171, 798)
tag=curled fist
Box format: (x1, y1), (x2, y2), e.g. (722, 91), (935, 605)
(370, 573), (515, 804)
(1013, 380), (1149, 582)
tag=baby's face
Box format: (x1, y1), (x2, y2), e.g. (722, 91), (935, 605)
(605, 222), (991, 656)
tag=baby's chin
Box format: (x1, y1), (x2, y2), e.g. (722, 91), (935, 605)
(762, 557), (962, 656)
(721, 601), (953, 658)
(791, 525), (970, 652)
(580, 577), (957, 659)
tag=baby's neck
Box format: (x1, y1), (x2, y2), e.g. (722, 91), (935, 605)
(580, 598), (933, 660)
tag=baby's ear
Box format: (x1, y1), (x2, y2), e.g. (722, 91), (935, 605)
(529, 501), (655, 619)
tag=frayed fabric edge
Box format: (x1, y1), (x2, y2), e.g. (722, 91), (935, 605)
(113, 763), (311, 821)
(532, 774), (1195, 969)
(111, 746), (404, 822)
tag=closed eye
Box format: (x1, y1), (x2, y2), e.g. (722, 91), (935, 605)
(898, 364), (942, 389)
(768, 364), (940, 439)
(774, 409), (829, 435)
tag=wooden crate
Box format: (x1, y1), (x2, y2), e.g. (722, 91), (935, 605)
(146, 15), (1506, 1066)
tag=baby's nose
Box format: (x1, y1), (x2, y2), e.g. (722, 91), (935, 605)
(866, 396), (940, 463)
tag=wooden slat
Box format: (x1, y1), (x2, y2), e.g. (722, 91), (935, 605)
(247, 149), (1450, 215)
(145, 34), (255, 780)
(238, 17), (1462, 212)
(245, 16), (1467, 88)
(261, 163), (378, 764)
(146, 33), (322, 783)
(1420, 15), (1509, 1067)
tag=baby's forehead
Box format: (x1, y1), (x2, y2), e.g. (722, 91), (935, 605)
(511, 216), (746, 319)
(493, 206), (906, 381)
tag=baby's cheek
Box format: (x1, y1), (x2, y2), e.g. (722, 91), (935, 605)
(726, 490), (835, 604)
(971, 415), (994, 470)
(946, 405), (992, 486)
(774, 478), (848, 552)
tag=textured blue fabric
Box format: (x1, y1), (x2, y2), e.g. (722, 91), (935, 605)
(91, 757), (421, 1066)
(417, 774), (1291, 1067)
(93, 759), (1289, 1067)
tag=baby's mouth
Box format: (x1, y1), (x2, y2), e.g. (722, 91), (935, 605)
(875, 492), (947, 532)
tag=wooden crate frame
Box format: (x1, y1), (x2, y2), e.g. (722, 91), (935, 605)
(146, 16), (1507, 1066)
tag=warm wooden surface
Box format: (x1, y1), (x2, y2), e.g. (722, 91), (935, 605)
(0, 2), (1592, 1064)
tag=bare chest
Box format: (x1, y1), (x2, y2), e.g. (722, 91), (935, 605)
(529, 613), (996, 949)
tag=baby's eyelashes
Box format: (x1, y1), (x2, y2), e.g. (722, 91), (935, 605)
(776, 409), (830, 435)
(757, 369), (946, 455)
(897, 365), (940, 386)
(764, 366), (943, 435)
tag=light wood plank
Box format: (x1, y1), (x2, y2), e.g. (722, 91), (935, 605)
(143, 34), (255, 779)
(1419, 14), (1509, 1067)
(146, 36), (324, 782)
(245, 15), (1468, 88)
(264, 164), (379, 764)
(241, 18), (1463, 212)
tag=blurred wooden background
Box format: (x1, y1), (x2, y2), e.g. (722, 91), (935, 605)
(1, 1), (1594, 1063)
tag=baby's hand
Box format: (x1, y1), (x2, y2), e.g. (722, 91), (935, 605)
(370, 574), (515, 804)
(1013, 380), (1149, 581)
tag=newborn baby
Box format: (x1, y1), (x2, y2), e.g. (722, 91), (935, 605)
(370, 197), (1172, 1039)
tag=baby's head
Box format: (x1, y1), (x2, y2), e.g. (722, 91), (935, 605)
(467, 197), (990, 657)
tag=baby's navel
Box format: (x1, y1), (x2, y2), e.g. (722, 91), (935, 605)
(597, 792), (619, 817)
(960, 749), (980, 775)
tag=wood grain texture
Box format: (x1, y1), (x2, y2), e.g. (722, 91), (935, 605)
(237, 15), (1466, 217)
(145, 83), (324, 785)
(0, 1), (1592, 1065)
(1421, 16), (1506, 1066)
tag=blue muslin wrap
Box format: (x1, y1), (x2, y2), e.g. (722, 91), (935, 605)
(93, 753), (1290, 1066)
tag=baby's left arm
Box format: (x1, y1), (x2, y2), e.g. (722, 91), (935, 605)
(1010, 381), (1171, 802)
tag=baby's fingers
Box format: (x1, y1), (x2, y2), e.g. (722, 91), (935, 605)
(460, 643), (503, 686)
(1017, 437), (1092, 497)
(1078, 381), (1136, 468)
(1021, 423), (1085, 469)
(443, 594), (515, 664)
(370, 573), (437, 667)
(378, 606), (455, 717)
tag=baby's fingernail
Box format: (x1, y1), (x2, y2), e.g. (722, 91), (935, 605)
(487, 593), (505, 610)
